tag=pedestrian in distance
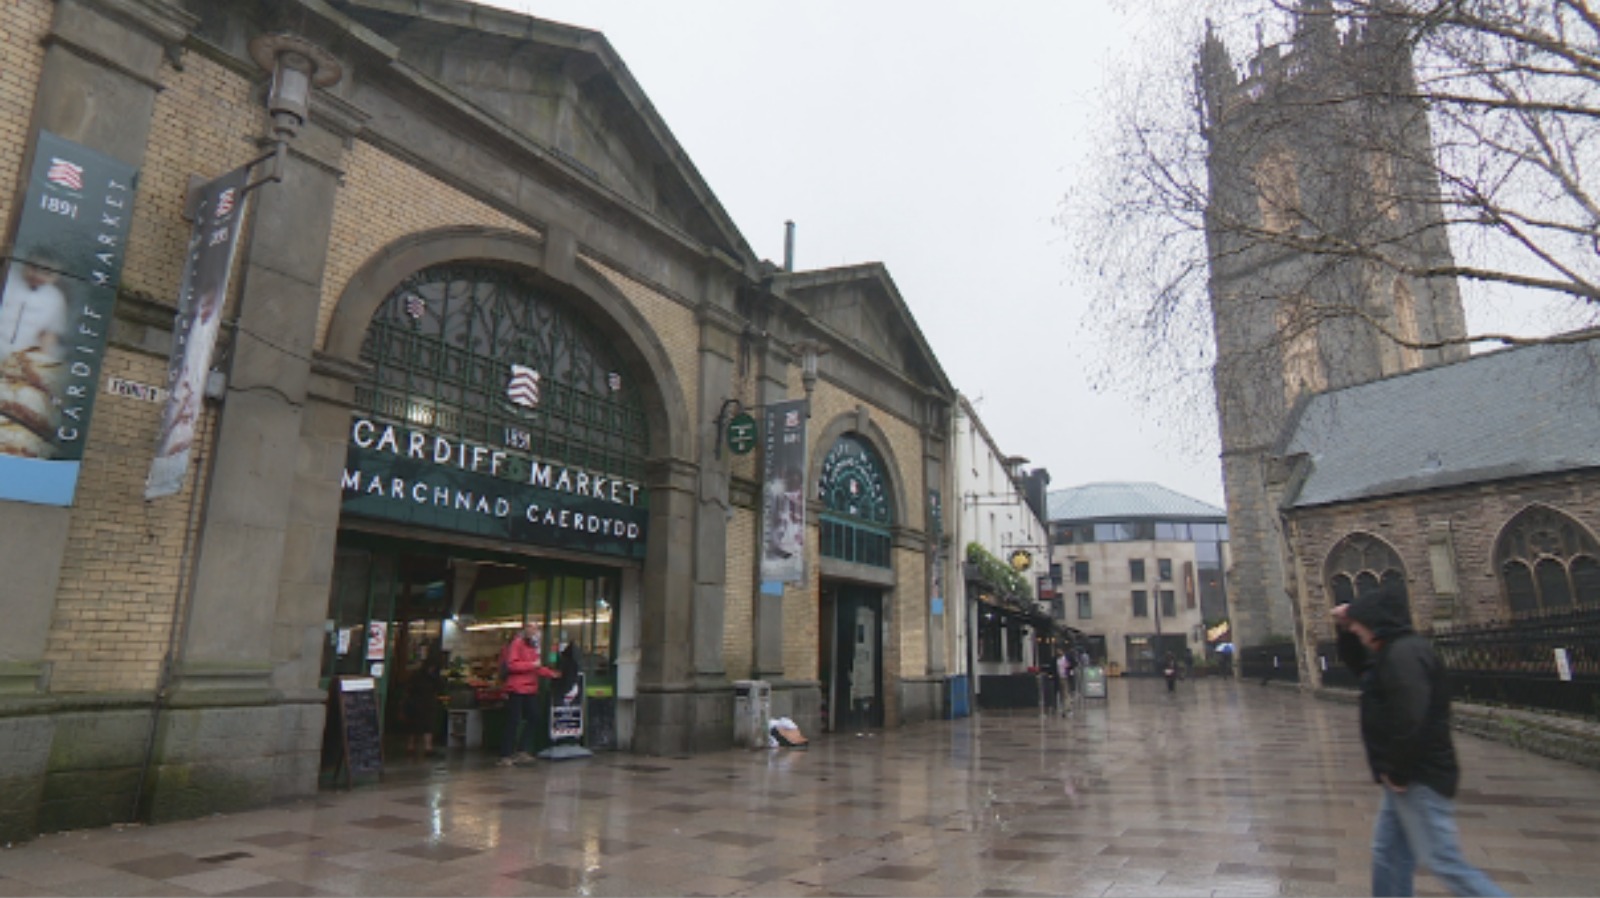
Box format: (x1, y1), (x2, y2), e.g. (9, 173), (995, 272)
(1333, 582), (1507, 897)
(1040, 652), (1060, 716)
(1163, 651), (1178, 693)
(1057, 648), (1075, 716)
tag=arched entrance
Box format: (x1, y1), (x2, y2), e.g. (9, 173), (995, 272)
(316, 229), (690, 766)
(814, 430), (898, 733)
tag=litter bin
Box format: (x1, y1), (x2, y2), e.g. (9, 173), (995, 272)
(733, 680), (771, 749)
(1081, 666), (1107, 699)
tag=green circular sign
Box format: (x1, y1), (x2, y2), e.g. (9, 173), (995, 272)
(726, 412), (758, 455)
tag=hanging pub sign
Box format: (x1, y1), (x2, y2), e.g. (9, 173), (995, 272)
(759, 398), (808, 583)
(145, 164), (252, 500)
(339, 417), (648, 560)
(0, 131), (138, 506)
(726, 411), (757, 456)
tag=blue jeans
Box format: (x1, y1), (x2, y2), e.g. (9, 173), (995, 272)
(1371, 784), (1507, 897)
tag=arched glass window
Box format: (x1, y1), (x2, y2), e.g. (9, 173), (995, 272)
(1494, 505), (1600, 617)
(1324, 532), (1408, 607)
(358, 265), (649, 481)
(818, 434), (893, 568)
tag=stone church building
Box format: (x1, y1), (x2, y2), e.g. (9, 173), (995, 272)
(1198, 5), (1600, 676)
(0, 0), (956, 840)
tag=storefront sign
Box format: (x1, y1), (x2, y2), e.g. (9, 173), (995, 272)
(759, 399), (808, 582)
(0, 131), (138, 506)
(550, 671), (585, 740)
(145, 164), (251, 500)
(340, 417), (648, 559)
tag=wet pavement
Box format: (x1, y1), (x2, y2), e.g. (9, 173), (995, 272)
(3, 678), (1599, 897)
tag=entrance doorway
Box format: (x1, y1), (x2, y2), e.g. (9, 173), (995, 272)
(820, 583), (883, 733)
(320, 531), (623, 776)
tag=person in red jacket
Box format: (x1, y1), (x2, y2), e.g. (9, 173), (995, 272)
(499, 622), (557, 766)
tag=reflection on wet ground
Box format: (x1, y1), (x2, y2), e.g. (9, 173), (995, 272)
(3, 679), (1598, 896)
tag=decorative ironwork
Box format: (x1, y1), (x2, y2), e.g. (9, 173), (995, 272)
(818, 434), (893, 568)
(1324, 532), (1408, 608)
(1495, 505), (1600, 616)
(357, 265), (649, 483)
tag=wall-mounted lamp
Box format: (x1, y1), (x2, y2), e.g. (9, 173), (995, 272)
(792, 338), (829, 414)
(244, 33), (342, 188)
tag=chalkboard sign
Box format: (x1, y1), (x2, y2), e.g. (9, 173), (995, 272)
(330, 676), (383, 786)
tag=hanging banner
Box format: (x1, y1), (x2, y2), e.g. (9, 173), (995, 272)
(0, 131), (138, 506)
(145, 164), (251, 499)
(759, 398), (808, 582)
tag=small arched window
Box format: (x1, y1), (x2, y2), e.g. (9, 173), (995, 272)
(1495, 505), (1600, 616)
(1324, 533), (1408, 607)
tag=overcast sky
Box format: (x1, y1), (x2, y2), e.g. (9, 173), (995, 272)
(472, 1), (1589, 511)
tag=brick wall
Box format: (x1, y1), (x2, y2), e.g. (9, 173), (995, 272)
(722, 506), (755, 679)
(0, 0), (49, 235)
(41, 50), (257, 694)
(316, 140), (537, 347)
(1288, 471), (1600, 648)
(585, 260), (699, 449)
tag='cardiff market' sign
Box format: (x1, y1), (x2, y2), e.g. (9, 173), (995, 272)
(0, 131), (138, 506)
(339, 418), (648, 560)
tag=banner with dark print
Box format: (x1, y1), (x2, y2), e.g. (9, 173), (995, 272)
(759, 399), (808, 583)
(145, 164), (251, 499)
(0, 131), (137, 506)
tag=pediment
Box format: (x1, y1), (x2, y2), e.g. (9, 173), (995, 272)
(777, 265), (953, 397)
(330, 0), (750, 263)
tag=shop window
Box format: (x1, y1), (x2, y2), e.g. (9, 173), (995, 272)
(1494, 505), (1600, 616)
(978, 610), (1003, 663)
(1132, 589), (1149, 618)
(819, 434), (894, 568)
(1324, 532), (1408, 608)
(1006, 619), (1025, 662)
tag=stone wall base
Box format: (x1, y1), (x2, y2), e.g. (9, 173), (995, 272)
(1313, 685), (1600, 772)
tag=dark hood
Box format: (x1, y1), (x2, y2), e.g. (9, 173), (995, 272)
(1348, 581), (1414, 641)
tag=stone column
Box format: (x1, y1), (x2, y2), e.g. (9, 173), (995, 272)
(922, 407), (949, 677)
(690, 304), (741, 688)
(150, 49), (350, 818)
(0, 0), (194, 698)
(751, 338), (792, 680)
(632, 457), (701, 754)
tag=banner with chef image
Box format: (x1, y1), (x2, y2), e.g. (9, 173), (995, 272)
(759, 399), (808, 583)
(145, 164), (251, 500)
(0, 131), (138, 506)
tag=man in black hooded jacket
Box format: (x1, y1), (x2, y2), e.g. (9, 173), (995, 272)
(1334, 582), (1506, 897)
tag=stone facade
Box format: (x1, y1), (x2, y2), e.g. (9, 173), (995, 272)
(1287, 472), (1600, 668)
(1198, 7), (1469, 649)
(0, 0), (954, 843)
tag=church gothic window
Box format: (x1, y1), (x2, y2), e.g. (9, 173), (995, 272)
(1494, 505), (1600, 616)
(359, 264), (650, 482)
(1325, 532), (1408, 608)
(818, 434), (894, 568)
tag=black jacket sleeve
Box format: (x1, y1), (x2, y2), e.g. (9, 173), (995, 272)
(1336, 628), (1370, 674)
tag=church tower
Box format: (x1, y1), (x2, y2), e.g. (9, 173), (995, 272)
(1196, 1), (1469, 648)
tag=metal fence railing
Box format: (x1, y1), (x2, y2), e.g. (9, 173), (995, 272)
(1311, 607), (1600, 719)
